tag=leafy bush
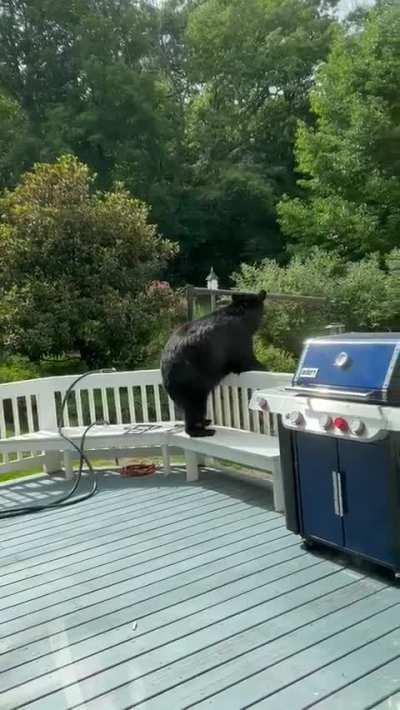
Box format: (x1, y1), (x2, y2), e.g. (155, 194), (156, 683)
(254, 342), (297, 373)
(233, 249), (398, 357)
(0, 354), (90, 383)
(0, 355), (39, 383)
(0, 155), (181, 369)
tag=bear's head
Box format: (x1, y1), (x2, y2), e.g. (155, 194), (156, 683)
(229, 290), (266, 330)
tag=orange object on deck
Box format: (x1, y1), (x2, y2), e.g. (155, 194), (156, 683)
(120, 463), (156, 477)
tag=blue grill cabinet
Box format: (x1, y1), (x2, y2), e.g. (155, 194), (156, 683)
(260, 334), (400, 577)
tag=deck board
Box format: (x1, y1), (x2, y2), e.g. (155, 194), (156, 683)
(1, 468), (399, 710)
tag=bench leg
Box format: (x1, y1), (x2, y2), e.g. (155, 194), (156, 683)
(271, 459), (285, 513)
(43, 451), (62, 475)
(162, 444), (171, 477)
(185, 450), (199, 482)
(63, 451), (74, 480)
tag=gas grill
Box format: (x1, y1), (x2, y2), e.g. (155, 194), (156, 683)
(250, 333), (400, 577)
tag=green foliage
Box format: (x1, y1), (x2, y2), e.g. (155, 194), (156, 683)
(279, 1), (400, 258)
(233, 248), (399, 356)
(5, 1), (400, 379)
(0, 355), (39, 383)
(0, 94), (35, 189)
(175, 0), (339, 281)
(0, 155), (181, 367)
(254, 342), (297, 373)
(0, 0), (340, 285)
(0, 1), (181, 201)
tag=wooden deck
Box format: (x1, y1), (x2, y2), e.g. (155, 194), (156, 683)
(0, 468), (400, 710)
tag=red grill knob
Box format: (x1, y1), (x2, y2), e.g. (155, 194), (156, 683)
(334, 417), (349, 433)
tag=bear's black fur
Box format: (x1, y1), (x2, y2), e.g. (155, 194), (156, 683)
(161, 290), (266, 437)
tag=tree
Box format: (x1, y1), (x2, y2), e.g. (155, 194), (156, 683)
(0, 155), (180, 367)
(173, 0), (339, 281)
(0, 93), (35, 189)
(0, 1), (180, 194)
(278, 1), (400, 259)
(0, 0), (341, 285)
(233, 248), (399, 358)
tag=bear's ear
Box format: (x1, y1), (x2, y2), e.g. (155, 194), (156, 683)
(258, 290), (267, 302)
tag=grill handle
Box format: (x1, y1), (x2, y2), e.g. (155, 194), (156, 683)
(332, 471), (344, 517)
(286, 386), (375, 400)
(332, 471), (340, 516)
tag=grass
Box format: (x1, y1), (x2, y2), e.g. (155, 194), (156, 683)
(0, 469), (42, 484)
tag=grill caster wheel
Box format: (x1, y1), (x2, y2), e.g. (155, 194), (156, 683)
(302, 538), (315, 550)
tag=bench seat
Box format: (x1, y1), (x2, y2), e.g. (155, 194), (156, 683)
(1, 423), (284, 511)
(0, 423), (181, 479)
(169, 426), (284, 511)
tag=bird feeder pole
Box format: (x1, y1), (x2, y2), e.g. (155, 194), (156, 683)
(206, 267), (219, 311)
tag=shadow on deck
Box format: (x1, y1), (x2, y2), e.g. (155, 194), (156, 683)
(0, 468), (399, 709)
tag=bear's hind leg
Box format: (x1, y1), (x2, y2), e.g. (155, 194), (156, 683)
(184, 394), (215, 437)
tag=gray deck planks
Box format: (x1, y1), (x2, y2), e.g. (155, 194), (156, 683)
(1, 469), (400, 710)
(0, 488), (258, 566)
(190, 599), (400, 709)
(1, 545), (301, 664)
(0, 496), (275, 588)
(97, 578), (390, 710)
(1, 528), (294, 637)
(3, 566), (374, 709)
(0, 510), (281, 608)
(0, 554), (316, 693)
(132, 583), (394, 710)
(369, 687), (400, 710)
(1, 535), (296, 657)
(307, 656), (400, 710)
(251, 625), (400, 710)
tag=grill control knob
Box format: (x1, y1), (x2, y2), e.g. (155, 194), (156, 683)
(258, 398), (269, 411)
(334, 417), (349, 433)
(350, 419), (365, 436)
(320, 414), (333, 431)
(287, 411), (304, 426)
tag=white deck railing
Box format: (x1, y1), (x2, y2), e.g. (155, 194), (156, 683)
(0, 369), (292, 477)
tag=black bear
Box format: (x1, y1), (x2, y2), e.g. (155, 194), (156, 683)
(161, 290), (266, 437)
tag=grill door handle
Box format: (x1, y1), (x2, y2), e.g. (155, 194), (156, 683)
(332, 471), (339, 516)
(332, 471), (344, 517)
(337, 471), (344, 517)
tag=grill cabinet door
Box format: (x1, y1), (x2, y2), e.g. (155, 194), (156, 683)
(296, 432), (344, 546)
(338, 438), (399, 566)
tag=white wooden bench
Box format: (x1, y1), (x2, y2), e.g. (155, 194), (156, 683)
(0, 369), (291, 511)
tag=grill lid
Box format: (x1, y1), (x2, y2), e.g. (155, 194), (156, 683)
(291, 333), (400, 403)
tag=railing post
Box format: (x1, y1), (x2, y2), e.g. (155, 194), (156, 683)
(37, 382), (63, 475)
(37, 382), (59, 431)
